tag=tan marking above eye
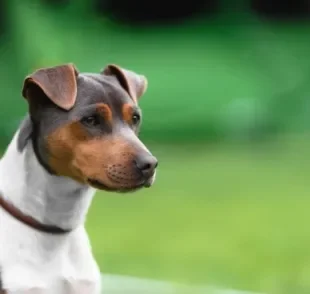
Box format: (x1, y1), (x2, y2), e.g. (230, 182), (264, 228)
(122, 103), (134, 124)
(96, 103), (112, 123)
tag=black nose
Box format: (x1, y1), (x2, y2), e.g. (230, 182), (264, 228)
(135, 154), (158, 178)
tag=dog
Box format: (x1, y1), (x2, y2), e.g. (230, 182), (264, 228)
(0, 63), (158, 294)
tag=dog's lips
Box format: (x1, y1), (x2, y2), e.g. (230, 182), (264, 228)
(87, 168), (156, 192)
(87, 178), (146, 193)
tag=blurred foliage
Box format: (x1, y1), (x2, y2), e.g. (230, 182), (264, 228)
(0, 1), (310, 146)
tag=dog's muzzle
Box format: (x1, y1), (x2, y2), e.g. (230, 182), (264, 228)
(87, 153), (158, 192)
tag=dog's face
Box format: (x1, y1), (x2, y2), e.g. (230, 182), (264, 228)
(21, 63), (158, 193)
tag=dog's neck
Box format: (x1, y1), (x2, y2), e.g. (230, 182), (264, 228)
(0, 130), (96, 230)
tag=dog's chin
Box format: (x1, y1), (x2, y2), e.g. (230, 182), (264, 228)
(87, 178), (149, 193)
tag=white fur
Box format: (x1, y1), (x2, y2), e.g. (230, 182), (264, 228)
(0, 130), (101, 294)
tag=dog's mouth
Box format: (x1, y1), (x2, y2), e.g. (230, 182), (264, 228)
(87, 178), (149, 193)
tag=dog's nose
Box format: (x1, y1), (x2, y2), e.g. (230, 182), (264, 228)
(135, 154), (158, 178)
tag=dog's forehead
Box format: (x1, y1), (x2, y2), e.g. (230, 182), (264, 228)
(75, 73), (132, 108)
(33, 72), (139, 136)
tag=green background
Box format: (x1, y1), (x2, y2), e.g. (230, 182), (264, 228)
(1, 1), (310, 293)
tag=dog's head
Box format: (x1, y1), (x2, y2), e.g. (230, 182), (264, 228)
(20, 63), (158, 193)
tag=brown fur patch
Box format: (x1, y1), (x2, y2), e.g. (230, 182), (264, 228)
(46, 122), (90, 183)
(46, 122), (143, 189)
(122, 103), (134, 124)
(96, 103), (112, 124)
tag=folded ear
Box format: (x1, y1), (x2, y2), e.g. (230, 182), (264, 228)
(101, 64), (148, 102)
(22, 63), (79, 111)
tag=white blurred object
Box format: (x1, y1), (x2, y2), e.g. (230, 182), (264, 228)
(101, 274), (264, 294)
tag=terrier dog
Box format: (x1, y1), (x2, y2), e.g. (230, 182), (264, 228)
(0, 63), (158, 293)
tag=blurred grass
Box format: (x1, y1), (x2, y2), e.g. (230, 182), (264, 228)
(87, 136), (310, 294)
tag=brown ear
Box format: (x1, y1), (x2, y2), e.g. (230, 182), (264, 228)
(101, 64), (148, 102)
(22, 63), (79, 110)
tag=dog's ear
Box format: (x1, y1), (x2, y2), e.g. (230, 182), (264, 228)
(22, 63), (79, 110)
(101, 64), (148, 102)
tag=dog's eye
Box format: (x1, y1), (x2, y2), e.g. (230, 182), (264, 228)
(81, 115), (100, 127)
(132, 114), (141, 125)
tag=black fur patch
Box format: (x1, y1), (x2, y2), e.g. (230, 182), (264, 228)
(17, 115), (33, 152)
(17, 115), (55, 174)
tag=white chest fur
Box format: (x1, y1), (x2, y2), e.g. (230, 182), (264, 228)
(0, 131), (101, 293)
(0, 213), (101, 294)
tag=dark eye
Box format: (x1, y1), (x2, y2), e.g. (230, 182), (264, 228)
(132, 114), (141, 125)
(81, 115), (100, 127)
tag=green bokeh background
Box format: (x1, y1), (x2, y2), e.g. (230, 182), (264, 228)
(1, 1), (310, 293)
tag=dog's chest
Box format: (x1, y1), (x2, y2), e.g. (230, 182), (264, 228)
(0, 210), (101, 294)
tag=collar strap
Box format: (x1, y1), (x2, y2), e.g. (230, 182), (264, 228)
(0, 196), (71, 234)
